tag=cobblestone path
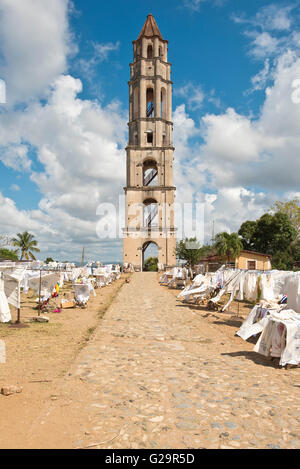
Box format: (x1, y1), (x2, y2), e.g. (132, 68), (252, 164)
(28, 273), (300, 449)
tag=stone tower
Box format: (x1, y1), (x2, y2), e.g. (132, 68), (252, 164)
(123, 14), (176, 271)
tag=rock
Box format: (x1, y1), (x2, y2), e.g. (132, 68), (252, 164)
(1, 385), (23, 396)
(211, 422), (222, 429)
(225, 422), (238, 429)
(149, 416), (164, 423)
(28, 316), (49, 323)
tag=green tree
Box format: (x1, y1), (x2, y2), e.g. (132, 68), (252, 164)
(11, 231), (40, 261)
(272, 239), (300, 270)
(45, 257), (54, 264)
(144, 256), (158, 272)
(271, 198), (300, 239)
(214, 232), (243, 264)
(238, 220), (257, 250)
(175, 238), (210, 268)
(0, 248), (19, 261)
(252, 212), (296, 255)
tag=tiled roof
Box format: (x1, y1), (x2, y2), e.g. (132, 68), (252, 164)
(137, 14), (163, 40)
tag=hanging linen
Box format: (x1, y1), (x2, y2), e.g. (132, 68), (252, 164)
(0, 277), (11, 323)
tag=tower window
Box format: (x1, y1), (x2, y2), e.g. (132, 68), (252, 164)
(147, 131), (153, 144)
(147, 45), (153, 59)
(146, 88), (154, 118)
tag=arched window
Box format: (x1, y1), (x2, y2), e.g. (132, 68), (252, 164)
(143, 198), (158, 228)
(159, 46), (163, 58)
(143, 159), (158, 186)
(146, 88), (154, 117)
(147, 44), (153, 59)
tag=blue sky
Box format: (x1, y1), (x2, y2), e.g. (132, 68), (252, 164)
(0, 0), (299, 262)
(71, 0), (265, 115)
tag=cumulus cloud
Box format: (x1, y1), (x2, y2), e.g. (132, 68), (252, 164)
(175, 82), (205, 110)
(171, 50), (300, 241)
(77, 40), (120, 81)
(0, 1), (126, 261)
(0, 0), (75, 105)
(0, 144), (31, 171)
(0, 74), (127, 260)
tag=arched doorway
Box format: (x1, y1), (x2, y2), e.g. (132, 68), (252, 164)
(142, 241), (158, 271)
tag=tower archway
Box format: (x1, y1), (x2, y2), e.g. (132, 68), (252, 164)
(142, 241), (158, 271)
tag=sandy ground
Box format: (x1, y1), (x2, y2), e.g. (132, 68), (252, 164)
(1, 272), (296, 450)
(0, 274), (129, 449)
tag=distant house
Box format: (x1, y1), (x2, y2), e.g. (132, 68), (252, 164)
(197, 250), (272, 273)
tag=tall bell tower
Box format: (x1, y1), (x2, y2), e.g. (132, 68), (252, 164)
(123, 14), (177, 271)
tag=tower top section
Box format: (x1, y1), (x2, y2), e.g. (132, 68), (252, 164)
(134, 14), (167, 43)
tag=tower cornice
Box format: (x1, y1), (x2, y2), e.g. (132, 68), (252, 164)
(127, 118), (173, 126)
(125, 145), (175, 151)
(124, 186), (176, 193)
(130, 58), (172, 67)
(128, 76), (173, 86)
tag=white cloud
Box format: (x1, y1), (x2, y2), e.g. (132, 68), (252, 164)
(183, 0), (226, 11)
(175, 82), (205, 110)
(171, 49), (300, 241)
(233, 4), (300, 64)
(255, 5), (293, 32)
(10, 184), (20, 192)
(248, 31), (279, 59)
(250, 59), (270, 91)
(77, 41), (120, 80)
(0, 73), (127, 260)
(0, 144), (31, 171)
(0, 0), (75, 105)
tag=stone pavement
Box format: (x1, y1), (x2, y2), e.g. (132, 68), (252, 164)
(28, 272), (300, 449)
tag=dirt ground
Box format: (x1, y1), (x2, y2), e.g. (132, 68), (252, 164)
(165, 277), (256, 348)
(0, 274), (129, 449)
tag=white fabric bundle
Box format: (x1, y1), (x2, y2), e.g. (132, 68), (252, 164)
(0, 277), (11, 323)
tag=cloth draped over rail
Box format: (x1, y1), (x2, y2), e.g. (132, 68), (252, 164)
(236, 304), (300, 366)
(177, 268), (300, 313)
(0, 276), (11, 323)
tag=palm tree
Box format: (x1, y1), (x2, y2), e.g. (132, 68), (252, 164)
(12, 231), (40, 261)
(214, 232), (243, 265)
